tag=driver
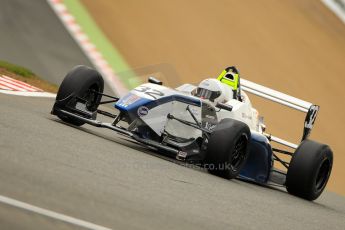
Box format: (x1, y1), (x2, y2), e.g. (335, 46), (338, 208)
(194, 66), (241, 103)
(194, 78), (229, 104)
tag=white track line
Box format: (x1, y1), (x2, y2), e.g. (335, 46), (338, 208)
(47, 0), (128, 96)
(0, 195), (112, 230)
(0, 90), (56, 98)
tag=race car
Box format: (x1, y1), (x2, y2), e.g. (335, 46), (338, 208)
(51, 65), (333, 201)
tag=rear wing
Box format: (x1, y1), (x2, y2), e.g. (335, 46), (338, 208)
(240, 78), (319, 149)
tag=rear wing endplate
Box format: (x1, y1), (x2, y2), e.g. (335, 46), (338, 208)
(240, 78), (319, 147)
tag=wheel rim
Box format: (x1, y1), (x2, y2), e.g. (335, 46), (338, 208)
(230, 134), (248, 172)
(83, 84), (100, 111)
(315, 158), (331, 192)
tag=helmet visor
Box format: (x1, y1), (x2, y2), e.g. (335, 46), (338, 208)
(195, 88), (221, 102)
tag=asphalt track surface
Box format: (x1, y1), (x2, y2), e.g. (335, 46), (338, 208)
(1, 93), (345, 230)
(1, 0), (345, 229)
(0, 0), (113, 96)
(0, 0), (93, 85)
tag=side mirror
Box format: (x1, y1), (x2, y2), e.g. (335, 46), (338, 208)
(216, 102), (233, 112)
(148, 76), (163, 85)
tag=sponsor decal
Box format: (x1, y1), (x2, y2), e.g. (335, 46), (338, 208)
(119, 94), (141, 107)
(75, 102), (87, 111)
(205, 114), (215, 119)
(190, 107), (199, 116)
(177, 151), (188, 158)
(241, 113), (252, 120)
(137, 106), (149, 117)
(204, 121), (216, 131)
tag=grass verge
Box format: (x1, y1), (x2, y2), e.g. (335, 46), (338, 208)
(0, 60), (57, 93)
(63, 0), (140, 89)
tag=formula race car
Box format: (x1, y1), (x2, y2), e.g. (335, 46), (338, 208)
(51, 65), (333, 201)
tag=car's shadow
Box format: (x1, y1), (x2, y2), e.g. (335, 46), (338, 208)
(50, 117), (195, 167)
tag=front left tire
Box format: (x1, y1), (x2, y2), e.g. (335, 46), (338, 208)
(52, 65), (104, 126)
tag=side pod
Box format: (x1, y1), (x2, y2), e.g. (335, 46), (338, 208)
(239, 133), (273, 184)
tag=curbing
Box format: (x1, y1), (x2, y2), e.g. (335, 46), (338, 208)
(0, 75), (56, 98)
(47, 0), (139, 96)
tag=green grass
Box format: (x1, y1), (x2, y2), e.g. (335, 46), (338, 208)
(64, 0), (140, 89)
(0, 60), (58, 92)
(0, 60), (35, 78)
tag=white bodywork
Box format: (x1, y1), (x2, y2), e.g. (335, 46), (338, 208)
(131, 82), (261, 141)
(132, 83), (203, 140)
(217, 92), (260, 131)
(176, 83), (262, 132)
(130, 78), (314, 149)
(176, 78), (315, 150)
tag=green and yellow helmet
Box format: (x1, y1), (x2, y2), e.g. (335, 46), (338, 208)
(217, 66), (240, 90)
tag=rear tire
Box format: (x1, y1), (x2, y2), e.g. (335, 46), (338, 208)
(205, 118), (250, 179)
(286, 140), (333, 200)
(53, 65), (104, 126)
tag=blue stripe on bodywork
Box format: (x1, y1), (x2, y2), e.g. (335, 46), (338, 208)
(115, 93), (201, 112)
(239, 133), (273, 184)
(115, 93), (153, 111)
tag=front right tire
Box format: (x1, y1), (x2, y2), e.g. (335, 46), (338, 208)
(286, 140), (333, 200)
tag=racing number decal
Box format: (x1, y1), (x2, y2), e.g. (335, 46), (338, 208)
(134, 86), (164, 99)
(305, 105), (319, 129)
(302, 105), (319, 140)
